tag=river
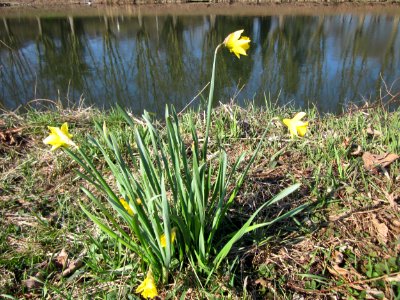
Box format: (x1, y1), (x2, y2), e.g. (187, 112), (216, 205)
(1, 9), (399, 114)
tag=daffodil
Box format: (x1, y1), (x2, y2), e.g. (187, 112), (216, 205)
(160, 227), (177, 248)
(43, 122), (77, 151)
(136, 270), (158, 299)
(223, 29), (251, 59)
(119, 198), (142, 216)
(283, 112), (309, 139)
(119, 198), (134, 216)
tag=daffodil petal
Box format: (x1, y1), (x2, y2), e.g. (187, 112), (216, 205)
(160, 233), (167, 247)
(55, 128), (67, 140)
(48, 126), (59, 134)
(282, 118), (290, 127)
(292, 112), (306, 122)
(43, 134), (65, 151)
(171, 228), (177, 243)
(288, 123), (299, 138)
(43, 134), (59, 145)
(237, 39), (250, 45)
(233, 46), (247, 56)
(61, 122), (68, 134)
(160, 227), (177, 248)
(237, 37), (250, 45)
(61, 122), (73, 138)
(229, 29), (244, 42)
(240, 42), (250, 51)
(297, 122), (308, 137)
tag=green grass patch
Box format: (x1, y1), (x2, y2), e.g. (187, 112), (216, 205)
(1, 103), (399, 299)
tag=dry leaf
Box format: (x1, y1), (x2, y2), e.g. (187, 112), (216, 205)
(22, 276), (43, 290)
(327, 265), (351, 277)
(363, 287), (386, 299)
(255, 278), (268, 287)
(383, 191), (398, 210)
(366, 124), (382, 137)
(332, 250), (344, 265)
(55, 248), (68, 269)
(0, 127), (23, 145)
(292, 293), (305, 300)
(384, 273), (400, 283)
(58, 250), (86, 278)
(328, 250), (363, 280)
(351, 145), (363, 156)
(372, 216), (389, 244)
(61, 259), (83, 277)
(271, 117), (283, 128)
(342, 137), (351, 148)
(362, 152), (399, 172)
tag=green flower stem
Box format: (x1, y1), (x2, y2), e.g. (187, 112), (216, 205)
(203, 43), (222, 160)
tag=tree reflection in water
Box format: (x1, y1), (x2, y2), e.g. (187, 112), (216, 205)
(0, 14), (399, 113)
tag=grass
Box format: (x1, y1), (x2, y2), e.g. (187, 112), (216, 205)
(0, 101), (399, 299)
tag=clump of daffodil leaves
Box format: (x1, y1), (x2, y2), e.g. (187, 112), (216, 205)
(44, 30), (306, 299)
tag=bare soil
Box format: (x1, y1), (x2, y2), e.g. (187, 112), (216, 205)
(1, 1), (400, 17)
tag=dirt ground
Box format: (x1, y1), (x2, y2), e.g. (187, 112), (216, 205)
(1, 1), (400, 17)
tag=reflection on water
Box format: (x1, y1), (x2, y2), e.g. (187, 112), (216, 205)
(1, 14), (399, 114)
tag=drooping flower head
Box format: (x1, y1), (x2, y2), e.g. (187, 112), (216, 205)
(43, 122), (77, 151)
(223, 29), (251, 59)
(136, 270), (158, 299)
(283, 112), (309, 139)
(160, 227), (177, 248)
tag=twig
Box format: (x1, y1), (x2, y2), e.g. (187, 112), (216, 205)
(288, 271), (400, 295)
(0, 39), (13, 51)
(178, 82), (210, 116)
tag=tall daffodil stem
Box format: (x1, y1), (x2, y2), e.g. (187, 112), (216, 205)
(203, 43), (222, 160)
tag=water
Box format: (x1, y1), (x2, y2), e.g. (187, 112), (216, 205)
(1, 13), (400, 114)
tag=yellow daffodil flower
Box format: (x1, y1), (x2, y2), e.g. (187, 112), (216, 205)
(119, 198), (134, 216)
(119, 198), (142, 216)
(136, 270), (158, 299)
(43, 122), (77, 151)
(160, 227), (177, 248)
(282, 112), (309, 139)
(223, 29), (251, 59)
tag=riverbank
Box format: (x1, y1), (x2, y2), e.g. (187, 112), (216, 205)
(1, 0), (400, 5)
(1, 103), (399, 298)
(1, 2), (400, 18)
